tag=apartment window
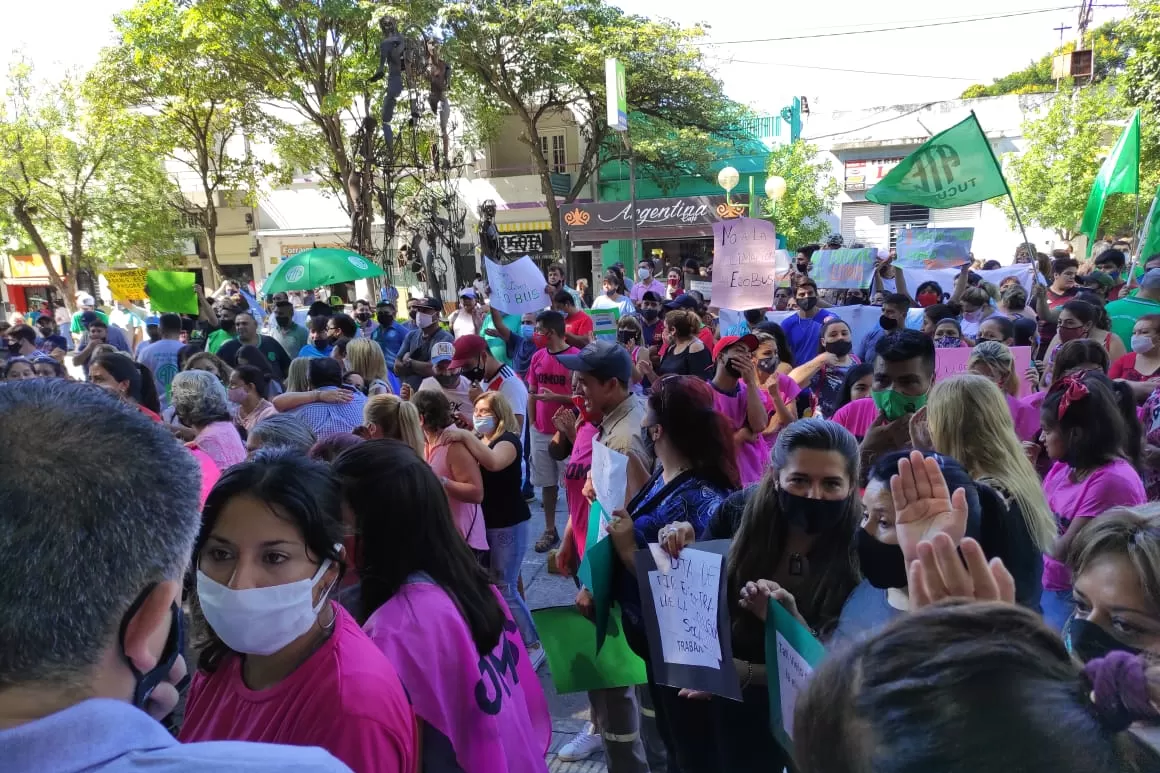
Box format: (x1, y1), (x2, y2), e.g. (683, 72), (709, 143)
(888, 203), (930, 248)
(539, 132), (567, 174)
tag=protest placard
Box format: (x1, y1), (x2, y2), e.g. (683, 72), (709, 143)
(578, 500), (615, 651)
(587, 308), (619, 341)
(809, 248), (876, 290)
(765, 597), (826, 756)
(634, 540), (741, 700)
(689, 279), (713, 299)
(484, 255), (548, 315)
(710, 218), (787, 310)
(146, 271), (198, 315)
(895, 227), (974, 269)
(103, 269), (149, 303)
(903, 263), (1037, 299)
(936, 345), (1033, 396)
(532, 605), (646, 694)
(591, 440), (629, 516)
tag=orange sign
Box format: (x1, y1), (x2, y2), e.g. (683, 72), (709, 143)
(6, 254), (63, 281)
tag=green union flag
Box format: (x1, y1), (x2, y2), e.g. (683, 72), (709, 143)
(1140, 184), (1160, 265)
(1079, 109), (1140, 251)
(866, 113), (1010, 209)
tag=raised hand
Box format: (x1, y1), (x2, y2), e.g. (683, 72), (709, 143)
(890, 450), (969, 565)
(908, 534), (1015, 609)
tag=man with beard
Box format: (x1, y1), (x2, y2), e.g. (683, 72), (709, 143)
(545, 262), (583, 309)
(215, 311), (292, 381)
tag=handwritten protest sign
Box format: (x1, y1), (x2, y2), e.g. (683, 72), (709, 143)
(710, 218), (787, 310)
(765, 597), (826, 755)
(809, 249), (876, 289)
(904, 263), (1037, 299)
(936, 345), (1033, 397)
(647, 549), (723, 668)
(146, 271), (198, 315)
(484, 255), (547, 315)
(586, 308), (619, 341)
(634, 540), (741, 699)
(103, 269), (149, 303)
(895, 227), (974, 269)
(689, 279), (713, 299)
(591, 440), (629, 517)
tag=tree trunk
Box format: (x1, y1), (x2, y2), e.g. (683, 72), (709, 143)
(12, 201), (75, 313)
(67, 218), (85, 307)
(203, 202), (223, 288)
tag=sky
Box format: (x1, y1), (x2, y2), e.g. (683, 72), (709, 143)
(2, 0), (1127, 117)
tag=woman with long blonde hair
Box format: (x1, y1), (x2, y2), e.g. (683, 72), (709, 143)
(967, 340), (1040, 441)
(363, 394), (425, 458)
(924, 374), (1056, 608)
(346, 338), (393, 396)
(285, 357), (311, 393)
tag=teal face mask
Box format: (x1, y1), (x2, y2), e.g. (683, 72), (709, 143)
(871, 388), (928, 422)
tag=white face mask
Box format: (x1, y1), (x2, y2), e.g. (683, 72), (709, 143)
(1132, 334), (1156, 355)
(196, 558), (334, 656)
(638, 267), (651, 279)
(416, 312), (435, 328)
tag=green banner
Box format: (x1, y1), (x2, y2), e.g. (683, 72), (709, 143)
(866, 113), (1009, 209)
(765, 598), (826, 760)
(146, 270), (198, 315)
(1080, 108), (1140, 254)
(532, 605), (646, 694)
(808, 248), (875, 289)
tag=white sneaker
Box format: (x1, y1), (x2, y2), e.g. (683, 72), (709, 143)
(527, 641), (547, 671)
(557, 727), (603, 761)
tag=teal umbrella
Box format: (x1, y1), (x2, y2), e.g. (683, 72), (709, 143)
(260, 248), (384, 295)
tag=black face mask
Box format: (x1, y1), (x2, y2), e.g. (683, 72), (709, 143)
(1064, 617), (1143, 663)
(118, 586), (185, 711)
(7, 341), (21, 355)
(778, 489), (848, 535)
(617, 331), (635, 345)
(856, 529), (909, 589)
(219, 319), (236, 334)
(725, 363), (742, 379)
(355, 312), (371, 322)
(376, 312), (392, 325)
(798, 297), (818, 312)
(879, 314), (899, 331)
(757, 356), (779, 374)
(825, 340), (853, 357)
(641, 308), (660, 321)
(462, 365), (486, 383)
(275, 316), (292, 329)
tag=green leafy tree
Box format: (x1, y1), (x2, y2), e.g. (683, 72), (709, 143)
(762, 141), (839, 250)
(444, 0), (748, 252)
(1126, 1), (1160, 112)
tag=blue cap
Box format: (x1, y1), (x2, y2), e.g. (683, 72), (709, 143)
(556, 340), (632, 384)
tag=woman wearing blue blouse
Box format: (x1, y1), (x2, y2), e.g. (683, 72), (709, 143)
(606, 375), (739, 773)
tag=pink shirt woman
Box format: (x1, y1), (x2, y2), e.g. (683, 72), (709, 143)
(427, 430), (488, 551)
(187, 420), (247, 471)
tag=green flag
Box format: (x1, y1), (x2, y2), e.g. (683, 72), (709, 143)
(1080, 109), (1140, 253)
(1139, 184), (1160, 266)
(866, 113), (1010, 209)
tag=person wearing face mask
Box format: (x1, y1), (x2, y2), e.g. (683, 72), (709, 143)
(631, 290), (663, 346)
(449, 334), (528, 432)
(932, 317), (967, 349)
(449, 288), (485, 339)
(443, 391), (543, 667)
(660, 419), (860, 772)
(394, 298), (453, 393)
(297, 316), (336, 359)
(782, 278), (837, 369)
(216, 312), (292, 383)
(545, 261), (584, 309)
(1037, 371), (1146, 631)
(976, 314), (1016, 345)
(415, 341), (476, 426)
(0, 382), (351, 773)
(710, 335), (775, 486)
(790, 319), (859, 419)
(833, 330), (935, 477)
(229, 365), (278, 433)
(748, 330), (799, 440)
(1110, 314), (1160, 385)
(180, 452), (416, 771)
(664, 267), (684, 301)
(914, 280), (944, 309)
(956, 286), (995, 342)
(1109, 267), (1160, 349)
(614, 316), (649, 394)
(369, 300), (408, 376)
(857, 293), (910, 363)
(351, 299), (375, 337)
(553, 290), (595, 348)
(1044, 300), (1126, 384)
(1034, 256), (1081, 352)
(1094, 247), (1130, 301)
(267, 300), (308, 358)
(206, 301), (249, 356)
(629, 259), (666, 304)
(592, 269), (637, 317)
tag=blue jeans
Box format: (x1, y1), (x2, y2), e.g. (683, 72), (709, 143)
(1041, 588), (1075, 632)
(487, 522), (539, 647)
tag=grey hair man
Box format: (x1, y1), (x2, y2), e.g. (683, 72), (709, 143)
(0, 380), (349, 771)
(246, 414), (318, 457)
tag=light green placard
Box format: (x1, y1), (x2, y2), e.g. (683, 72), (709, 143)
(577, 500), (614, 651)
(585, 308), (620, 341)
(765, 598), (827, 759)
(146, 270), (198, 315)
(532, 605), (646, 694)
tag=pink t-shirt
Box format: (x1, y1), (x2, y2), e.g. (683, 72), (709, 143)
(189, 448), (221, 508)
(187, 420), (247, 471)
(712, 380), (776, 486)
(564, 420), (600, 561)
(364, 581), (551, 773)
(1006, 393), (1042, 443)
(526, 346), (578, 435)
(427, 433), (488, 551)
(180, 603), (417, 773)
(1041, 460), (1147, 590)
(758, 373), (803, 460)
(831, 397), (878, 440)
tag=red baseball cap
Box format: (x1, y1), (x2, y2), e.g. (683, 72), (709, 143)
(449, 334), (489, 369)
(712, 333), (758, 362)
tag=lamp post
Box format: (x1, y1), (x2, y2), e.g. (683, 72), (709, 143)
(764, 175), (787, 217)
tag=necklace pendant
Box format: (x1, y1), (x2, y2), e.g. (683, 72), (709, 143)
(789, 552), (804, 576)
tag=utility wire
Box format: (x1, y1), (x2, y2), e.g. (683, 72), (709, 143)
(718, 58), (984, 81)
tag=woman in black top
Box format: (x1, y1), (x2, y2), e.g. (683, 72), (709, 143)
(643, 308), (711, 380)
(446, 390), (542, 664)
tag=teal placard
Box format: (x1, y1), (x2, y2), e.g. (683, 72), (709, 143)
(532, 605), (646, 694)
(809, 248), (876, 290)
(765, 598), (827, 758)
(586, 308), (620, 341)
(577, 500), (614, 651)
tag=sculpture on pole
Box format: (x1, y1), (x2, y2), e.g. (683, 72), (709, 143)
(368, 16), (405, 159)
(425, 39), (452, 170)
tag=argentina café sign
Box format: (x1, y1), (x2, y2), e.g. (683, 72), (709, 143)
(560, 194), (748, 242)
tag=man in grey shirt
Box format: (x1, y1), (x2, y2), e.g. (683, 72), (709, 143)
(0, 380), (349, 773)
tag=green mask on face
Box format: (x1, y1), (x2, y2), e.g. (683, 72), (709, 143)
(871, 388), (928, 422)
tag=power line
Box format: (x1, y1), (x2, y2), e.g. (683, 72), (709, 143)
(719, 58), (984, 81)
(700, 6), (1124, 46)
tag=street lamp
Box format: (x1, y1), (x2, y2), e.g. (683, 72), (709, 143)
(717, 166), (740, 193)
(764, 175), (787, 202)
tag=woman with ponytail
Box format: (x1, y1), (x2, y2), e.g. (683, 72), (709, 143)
(89, 351), (162, 420)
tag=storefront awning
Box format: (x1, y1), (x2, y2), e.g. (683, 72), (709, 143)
(560, 194), (748, 243)
(2, 276), (54, 287)
(497, 220), (552, 233)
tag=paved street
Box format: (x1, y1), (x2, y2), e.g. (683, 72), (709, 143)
(521, 492), (610, 773)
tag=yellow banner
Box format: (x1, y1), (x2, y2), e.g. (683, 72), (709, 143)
(104, 269), (149, 303)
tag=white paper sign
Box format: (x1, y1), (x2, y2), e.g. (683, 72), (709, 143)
(484, 255), (548, 316)
(775, 630), (814, 739)
(902, 263), (1038, 300)
(590, 440), (629, 518)
(647, 548), (723, 668)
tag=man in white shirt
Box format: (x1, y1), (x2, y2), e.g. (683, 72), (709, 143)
(449, 334), (528, 432)
(0, 380), (348, 773)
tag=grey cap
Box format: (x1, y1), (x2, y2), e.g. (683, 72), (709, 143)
(556, 339), (632, 384)
(1142, 268), (1160, 290)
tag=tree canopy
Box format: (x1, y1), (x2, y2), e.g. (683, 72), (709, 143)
(764, 141), (839, 250)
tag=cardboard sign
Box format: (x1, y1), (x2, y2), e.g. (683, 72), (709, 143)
(710, 218), (787, 311)
(586, 308), (620, 341)
(103, 269), (149, 303)
(765, 597), (826, 757)
(936, 345), (1033, 397)
(689, 279), (713, 299)
(895, 227), (974, 269)
(484, 255), (548, 316)
(810, 248), (876, 290)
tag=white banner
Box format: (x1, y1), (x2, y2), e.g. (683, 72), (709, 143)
(484, 255), (548, 316)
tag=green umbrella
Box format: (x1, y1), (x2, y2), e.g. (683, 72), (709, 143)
(260, 248), (384, 295)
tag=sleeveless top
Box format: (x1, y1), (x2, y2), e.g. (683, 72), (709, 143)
(427, 430), (489, 551)
(479, 431), (531, 530)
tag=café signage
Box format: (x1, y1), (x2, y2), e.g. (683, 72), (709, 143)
(499, 232), (547, 255)
(561, 194), (747, 241)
